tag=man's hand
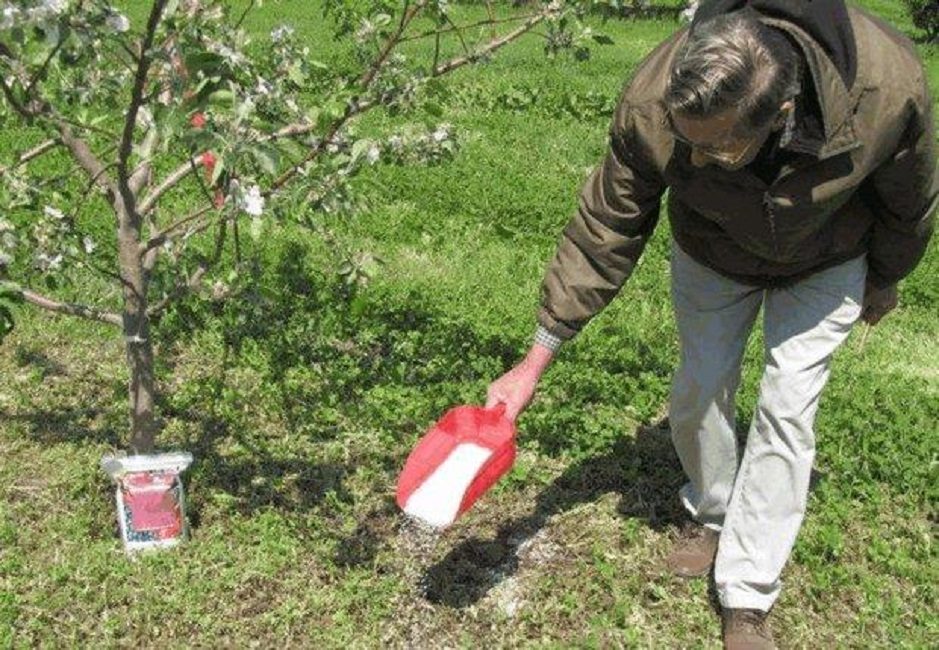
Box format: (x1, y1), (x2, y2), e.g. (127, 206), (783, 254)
(861, 280), (898, 325)
(485, 344), (554, 423)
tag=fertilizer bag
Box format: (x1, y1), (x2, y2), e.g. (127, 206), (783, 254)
(101, 452), (193, 553)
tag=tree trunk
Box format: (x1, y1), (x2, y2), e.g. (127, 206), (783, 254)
(117, 201), (158, 454)
(125, 313), (158, 454)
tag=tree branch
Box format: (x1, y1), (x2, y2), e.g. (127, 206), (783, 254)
(0, 138), (61, 176)
(117, 0), (167, 191)
(139, 156), (206, 216)
(234, 0), (256, 29)
(19, 288), (122, 327)
(129, 160), (152, 196)
(443, 13), (471, 58)
(148, 217), (228, 318)
(25, 34), (65, 99)
(270, 5), (552, 192)
(141, 205), (215, 254)
(432, 9), (552, 77)
(357, 0), (426, 90)
(55, 123), (117, 196)
(399, 12), (544, 43)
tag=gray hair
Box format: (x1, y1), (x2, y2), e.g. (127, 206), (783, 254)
(666, 12), (800, 132)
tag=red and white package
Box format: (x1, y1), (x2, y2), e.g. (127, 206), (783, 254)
(101, 452), (193, 553)
(396, 405), (516, 529)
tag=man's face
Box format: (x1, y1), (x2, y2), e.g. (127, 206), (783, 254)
(668, 103), (789, 171)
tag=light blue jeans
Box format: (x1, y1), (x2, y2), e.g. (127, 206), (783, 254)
(668, 241), (865, 611)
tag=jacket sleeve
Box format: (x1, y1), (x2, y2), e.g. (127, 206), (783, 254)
(864, 76), (939, 289)
(537, 101), (667, 340)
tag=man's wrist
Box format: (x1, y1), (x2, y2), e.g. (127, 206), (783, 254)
(534, 325), (564, 353)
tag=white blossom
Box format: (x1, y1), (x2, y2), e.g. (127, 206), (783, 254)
(136, 105), (154, 128)
(431, 124), (451, 143)
(366, 145), (381, 165)
(255, 76), (273, 96)
(106, 12), (130, 33)
(238, 184), (264, 216)
(355, 19), (376, 42)
(42, 0), (68, 13)
(82, 236), (96, 254)
(36, 252), (63, 271)
(211, 280), (230, 300)
(0, 252), (11, 267)
(43, 205), (65, 220)
(213, 43), (247, 67)
(1, 5), (21, 30)
(270, 24), (294, 43)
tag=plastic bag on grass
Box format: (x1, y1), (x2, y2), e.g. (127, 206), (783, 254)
(100, 452), (193, 553)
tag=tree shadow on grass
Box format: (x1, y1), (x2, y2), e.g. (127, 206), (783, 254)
(0, 343), (123, 446)
(151, 240), (524, 523)
(0, 406), (123, 447)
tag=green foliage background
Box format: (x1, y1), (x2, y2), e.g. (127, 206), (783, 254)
(0, 1), (936, 646)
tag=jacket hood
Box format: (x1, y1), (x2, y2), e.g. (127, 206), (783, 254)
(691, 0), (857, 89)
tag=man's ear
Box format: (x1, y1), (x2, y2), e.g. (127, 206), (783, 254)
(774, 99), (795, 129)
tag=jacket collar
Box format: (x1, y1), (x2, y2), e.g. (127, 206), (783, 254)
(760, 17), (861, 159)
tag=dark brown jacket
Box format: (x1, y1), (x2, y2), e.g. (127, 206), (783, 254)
(538, 2), (938, 341)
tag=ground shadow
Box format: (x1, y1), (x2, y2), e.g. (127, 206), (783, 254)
(0, 407), (122, 447)
(419, 415), (827, 609)
(148, 239), (526, 523)
(422, 417), (684, 607)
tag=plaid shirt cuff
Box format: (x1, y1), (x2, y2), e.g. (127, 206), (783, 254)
(534, 325), (564, 352)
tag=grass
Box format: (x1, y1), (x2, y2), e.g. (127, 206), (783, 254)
(1, 0), (937, 647)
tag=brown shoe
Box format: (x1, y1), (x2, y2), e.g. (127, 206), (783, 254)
(665, 521), (719, 578)
(722, 608), (776, 650)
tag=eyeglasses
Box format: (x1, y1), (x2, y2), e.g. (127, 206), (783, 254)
(666, 113), (778, 169)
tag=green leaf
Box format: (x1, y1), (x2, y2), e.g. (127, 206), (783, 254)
(250, 145), (279, 175)
(210, 156), (226, 186)
(249, 217), (264, 241)
(184, 52), (227, 77)
(287, 62), (307, 87)
(350, 139), (372, 164)
(208, 89), (235, 107)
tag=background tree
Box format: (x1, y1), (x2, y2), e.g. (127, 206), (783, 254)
(904, 0), (939, 43)
(0, 0), (609, 453)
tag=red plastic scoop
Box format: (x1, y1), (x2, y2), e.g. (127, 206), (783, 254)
(396, 404), (517, 529)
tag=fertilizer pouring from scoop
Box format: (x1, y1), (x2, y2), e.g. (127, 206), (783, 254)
(396, 404), (517, 529)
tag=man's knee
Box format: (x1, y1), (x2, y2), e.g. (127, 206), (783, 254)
(670, 368), (736, 431)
